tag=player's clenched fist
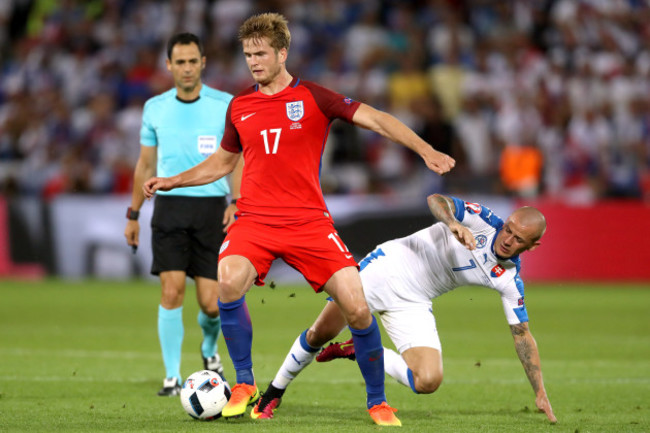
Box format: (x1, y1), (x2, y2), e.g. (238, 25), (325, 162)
(422, 147), (456, 175)
(143, 177), (175, 199)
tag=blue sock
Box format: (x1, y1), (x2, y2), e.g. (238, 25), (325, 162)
(349, 316), (386, 409)
(197, 311), (221, 359)
(407, 368), (419, 394)
(158, 305), (183, 382)
(218, 296), (254, 385)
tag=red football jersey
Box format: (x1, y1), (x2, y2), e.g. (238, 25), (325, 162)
(221, 77), (360, 223)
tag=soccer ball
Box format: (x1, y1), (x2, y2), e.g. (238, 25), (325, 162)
(180, 370), (230, 420)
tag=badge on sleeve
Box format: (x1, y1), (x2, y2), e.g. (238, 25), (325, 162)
(465, 202), (482, 214)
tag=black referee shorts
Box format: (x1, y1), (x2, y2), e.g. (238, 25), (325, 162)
(151, 195), (227, 279)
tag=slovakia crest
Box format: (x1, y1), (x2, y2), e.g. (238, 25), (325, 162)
(286, 101), (304, 121)
(475, 235), (487, 248)
(491, 264), (506, 278)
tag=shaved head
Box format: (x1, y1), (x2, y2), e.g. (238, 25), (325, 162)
(493, 206), (546, 258)
(511, 207), (546, 242)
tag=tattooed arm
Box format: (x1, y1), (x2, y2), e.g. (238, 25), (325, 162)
(426, 194), (476, 250)
(510, 322), (557, 423)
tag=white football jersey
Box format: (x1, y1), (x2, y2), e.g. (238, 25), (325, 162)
(360, 197), (528, 325)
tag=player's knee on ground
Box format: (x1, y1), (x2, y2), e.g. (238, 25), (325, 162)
(413, 369), (443, 394)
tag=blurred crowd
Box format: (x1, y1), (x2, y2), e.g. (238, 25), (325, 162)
(1, 0), (650, 203)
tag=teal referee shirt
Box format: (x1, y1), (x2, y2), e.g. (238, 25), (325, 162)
(140, 84), (233, 197)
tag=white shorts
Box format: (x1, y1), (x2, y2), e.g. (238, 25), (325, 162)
(358, 246), (442, 353)
(376, 307), (442, 354)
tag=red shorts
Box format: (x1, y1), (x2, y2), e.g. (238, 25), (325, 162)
(218, 216), (358, 291)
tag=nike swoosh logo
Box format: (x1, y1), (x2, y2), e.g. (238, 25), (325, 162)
(345, 254), (353, 259)
(340, 343), (354, 350)
(369, 354), (383, 362)
(241, 113), (256, 121)
(291, 354), (302, 365)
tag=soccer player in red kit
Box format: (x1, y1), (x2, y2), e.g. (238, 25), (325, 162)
(144, 13), (455, 426)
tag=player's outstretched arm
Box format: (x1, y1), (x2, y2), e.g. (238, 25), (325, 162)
(426, 194), (476, 250)
(351, 103), (455, 175)
(143, 147), (240, 199)
(510, 322), (557, 423)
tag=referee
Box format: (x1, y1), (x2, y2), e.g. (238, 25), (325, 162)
(124, 33), (237, 396)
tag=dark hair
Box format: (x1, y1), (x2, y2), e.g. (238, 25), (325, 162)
(166, 32), (204, 59)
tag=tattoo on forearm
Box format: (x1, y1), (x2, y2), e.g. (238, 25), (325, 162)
(429, 195), (455, 225)
(511, 324), (526, 336)
(511, 324), (542, 394)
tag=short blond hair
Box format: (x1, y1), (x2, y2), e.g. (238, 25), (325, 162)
(238, 13), (291, 52)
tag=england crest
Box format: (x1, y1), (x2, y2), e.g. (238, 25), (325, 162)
(286, 101), (304, 121)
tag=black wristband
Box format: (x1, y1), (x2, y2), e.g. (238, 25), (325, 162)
(230, 198), (238, 206)
(126, 207), (140, 220)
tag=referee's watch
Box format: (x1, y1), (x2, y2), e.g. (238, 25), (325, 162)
(126, 207), (140, 221)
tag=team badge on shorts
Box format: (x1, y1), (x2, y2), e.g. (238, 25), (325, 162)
(286, 101), (304, 121)
(475, 235), (487, 248)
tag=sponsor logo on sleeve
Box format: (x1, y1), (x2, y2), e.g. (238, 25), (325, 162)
(465, 202), (482, 214)
(518, 297), (525, 306)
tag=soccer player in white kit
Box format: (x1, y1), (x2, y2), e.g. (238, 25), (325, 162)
(252, 193), (557, 423)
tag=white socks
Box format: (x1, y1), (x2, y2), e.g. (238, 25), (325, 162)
(272, 331), (319, 389)
(383, 347), (410, 388)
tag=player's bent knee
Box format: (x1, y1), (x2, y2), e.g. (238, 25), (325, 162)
(215, 278), (246, 302)
(343, 303), (372, 330)
(414, 371), (443, 394)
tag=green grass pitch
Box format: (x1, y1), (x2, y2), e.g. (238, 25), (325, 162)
(1, 279), (648, 432)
